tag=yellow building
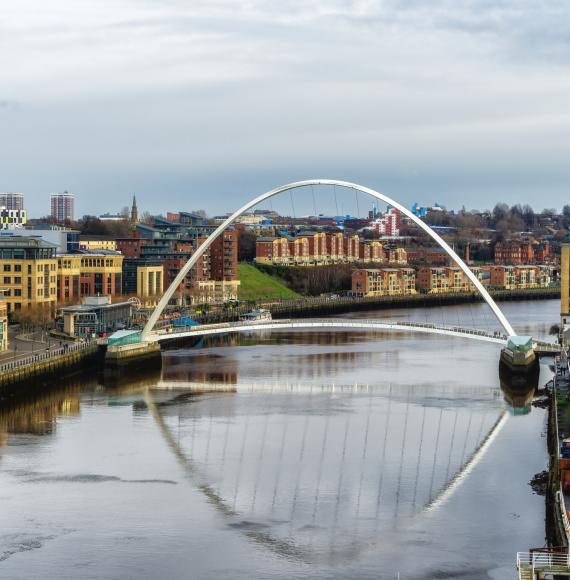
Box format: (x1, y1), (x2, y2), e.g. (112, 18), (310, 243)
(351, 268), (416, 297)
(514, 265), (538, 289)
(56, 252), (123, 302)
(79, 236), (118, 252)
(137, 264), (164, 307)
(0, 300), (7, 351)
(191, 280), (240, 304)
(446, 267), (471, 292)
(0, 237), (58, 315)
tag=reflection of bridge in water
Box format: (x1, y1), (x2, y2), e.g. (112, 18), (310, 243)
(145, 380), (510, 564)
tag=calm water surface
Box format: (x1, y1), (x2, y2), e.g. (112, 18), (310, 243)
(0, 300), (558, 579)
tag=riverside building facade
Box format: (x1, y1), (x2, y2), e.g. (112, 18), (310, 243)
(351, 268), (416, 297)
(256, 232), (407, 266)
(0, 237), (58, 315)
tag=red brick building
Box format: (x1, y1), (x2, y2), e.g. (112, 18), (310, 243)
(116, 237), (144, 258)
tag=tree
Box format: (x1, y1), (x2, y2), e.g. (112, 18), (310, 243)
(492, 203), (509, 225)
(140, 211), (153, 225)
(563, 205), (570, 217)
(522, 205), (535, 229)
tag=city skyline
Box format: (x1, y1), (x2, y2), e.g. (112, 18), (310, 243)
(2, 1), (570, 216)
(4, 186), (570, 222)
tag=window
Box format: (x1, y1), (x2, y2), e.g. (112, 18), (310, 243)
(14, 289), (21, 296)
(3, 264), (10, 272)
(3, 277), (9, 284)
(27, 265), (31, 274)
(14, 264), (21, 272)
(14, 277), (21, 284)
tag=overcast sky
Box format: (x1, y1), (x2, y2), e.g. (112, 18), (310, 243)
(2, 0), (570, 218)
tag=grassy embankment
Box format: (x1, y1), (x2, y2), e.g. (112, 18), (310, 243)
(237, 264), (300, 301)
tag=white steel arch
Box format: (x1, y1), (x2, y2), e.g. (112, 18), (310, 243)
(141, 180), (516, 340)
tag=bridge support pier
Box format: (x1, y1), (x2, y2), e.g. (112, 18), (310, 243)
(104, 341), (162, 377)
(500, 336), (538, 377)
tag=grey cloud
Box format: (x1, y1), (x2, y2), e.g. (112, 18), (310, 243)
(2, 1), (570, 215)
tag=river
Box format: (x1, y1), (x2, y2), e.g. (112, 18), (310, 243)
(0, 299), (559, 579)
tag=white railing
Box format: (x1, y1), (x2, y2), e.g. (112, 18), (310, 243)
(0, 339), (97, 374)
(154, 317), (562, 350)
(557, 489), (570, 543)
(517, 551), (570, 569)
(151, 318), (509, 342)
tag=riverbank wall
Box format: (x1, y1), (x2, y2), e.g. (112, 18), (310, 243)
(546, 375), (570, 549)
(196, 287), (560, 324)
(0, 344), (103, 403)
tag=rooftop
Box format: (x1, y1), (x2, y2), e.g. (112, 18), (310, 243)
(0, 236), (58, 249)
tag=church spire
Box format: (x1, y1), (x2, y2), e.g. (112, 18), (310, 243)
(131, 194), (138, 223)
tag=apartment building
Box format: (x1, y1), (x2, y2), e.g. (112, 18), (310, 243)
(494, 240), (553, 265)
(0, 192), (24, 211)
(351, 268), (416, 297)
(117, 225), (239, 305)
(371, 208), (401, 236)
(51, 192), (75, 223)
(0, 237), (58, 315)
(489, 265), (548, 289)
(0, 207), (26, 229)
(406, 247), (449, 266)
(416, 267), (449, 293)
(256, 232), (407, 266)
(116, 236), (144, 258)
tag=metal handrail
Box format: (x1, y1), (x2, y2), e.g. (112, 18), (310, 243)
(0, 339), (96, 373)
(166, 317), (559, 348)
(150, 318), (515, 342)
(517, 551), (570, 568)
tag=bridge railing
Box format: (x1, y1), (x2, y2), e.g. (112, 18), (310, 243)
(150, 318), (511, 340)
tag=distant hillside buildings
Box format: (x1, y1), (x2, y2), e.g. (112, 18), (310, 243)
(256, 232), (407, 266)
(494, 240), (552, 265)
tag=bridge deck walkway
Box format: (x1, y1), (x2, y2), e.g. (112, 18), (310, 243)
(147, 318), (560, 353)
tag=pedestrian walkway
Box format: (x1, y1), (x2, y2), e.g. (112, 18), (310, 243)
(0, 339), (96, 374)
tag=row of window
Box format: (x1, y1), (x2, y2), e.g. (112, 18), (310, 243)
(2, 276), (57, 284)
(2, 263), (56, 272)
(3, 264), (22, 272)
